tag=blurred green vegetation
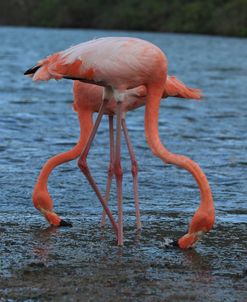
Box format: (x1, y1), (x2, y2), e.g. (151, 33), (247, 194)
(0, 0), (247, 36)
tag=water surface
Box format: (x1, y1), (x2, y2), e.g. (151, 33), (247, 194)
(0, 27), (247, 301)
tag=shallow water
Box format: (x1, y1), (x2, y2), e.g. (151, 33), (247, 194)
(0, 27), (247, 301)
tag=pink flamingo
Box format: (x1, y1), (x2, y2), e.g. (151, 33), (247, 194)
(24, 37), (215, 249)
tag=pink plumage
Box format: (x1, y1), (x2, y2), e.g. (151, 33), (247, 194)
(25, 36), (214, 249)
(31, 37), (168, 89)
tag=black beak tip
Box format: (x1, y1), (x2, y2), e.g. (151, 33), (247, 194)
(59, 219), (73, 227)
(171, 239), (179, 247)
(24, 65), (41, 75)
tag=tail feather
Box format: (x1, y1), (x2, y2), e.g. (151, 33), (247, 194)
(163, 76), (202, 100)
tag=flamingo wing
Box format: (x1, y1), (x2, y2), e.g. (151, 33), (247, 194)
(24, 37), (167, 89)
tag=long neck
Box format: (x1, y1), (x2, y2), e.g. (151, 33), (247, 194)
(36, 110), (93, 190)
(145, 85), (214, 211)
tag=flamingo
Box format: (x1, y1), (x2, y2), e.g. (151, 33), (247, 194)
(24, 37), (215, 249)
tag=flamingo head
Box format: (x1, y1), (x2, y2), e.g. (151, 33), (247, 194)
(32, 188), (72, 227)
(178, 231), (205, 249)
(178, 207), (215, 249)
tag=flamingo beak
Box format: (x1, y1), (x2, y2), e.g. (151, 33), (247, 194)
(24, 65), (41, 75)
(59, 219), (73, 227)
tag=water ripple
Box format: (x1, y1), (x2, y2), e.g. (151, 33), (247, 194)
(0, 27), (247, 301)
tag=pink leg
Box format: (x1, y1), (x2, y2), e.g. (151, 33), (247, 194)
(122, 118), (141, 230)
(101, 115), (115, 227)
(115, 101), (124, 246)
(78, 96), (118, 236)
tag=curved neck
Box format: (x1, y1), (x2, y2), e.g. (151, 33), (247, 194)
(144, 85), (214, 212)
(35, 110), (93, 190)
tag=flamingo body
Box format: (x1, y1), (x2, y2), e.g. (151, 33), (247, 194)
(31, 37), (167, 90)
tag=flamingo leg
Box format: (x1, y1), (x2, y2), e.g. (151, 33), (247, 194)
(121, 118), (141, 230)
(78, 90), (118, 236)
(115, 101), (124, 246)
(101, 115), (115, 227)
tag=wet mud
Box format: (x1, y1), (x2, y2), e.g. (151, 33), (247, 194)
(1, 220), (247, 301)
